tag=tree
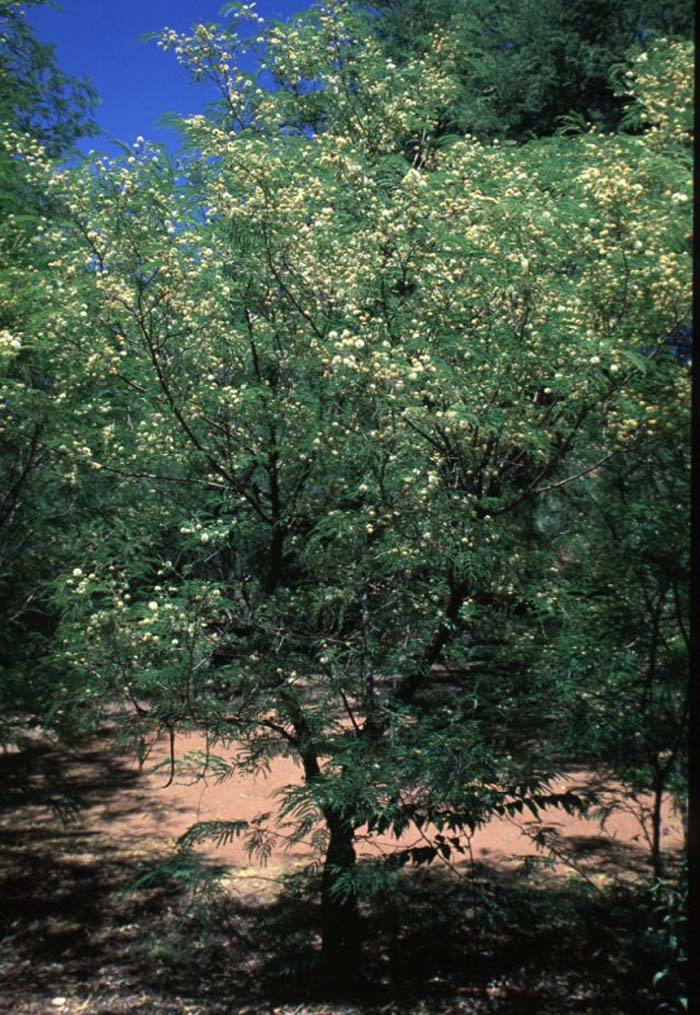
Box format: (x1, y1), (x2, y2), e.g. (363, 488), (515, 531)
(5, 2), (691, 978)
(535, 38), (692, 878)
(0, 0), (98, 741)
(0, 0), (97, 157)
(369, 0), (694, 141)
(542, 398), (689, 878)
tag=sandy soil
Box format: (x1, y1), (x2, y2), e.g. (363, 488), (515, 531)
(35, 728), (683, 883)
(0, 729), (686, 1015)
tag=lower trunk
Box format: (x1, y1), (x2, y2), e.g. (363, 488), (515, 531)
(651, 767), (665, 879)
(265, 524), (285, 594)
(321, 812), (361, 986)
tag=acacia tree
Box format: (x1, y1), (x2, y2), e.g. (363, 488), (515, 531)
(0, 0), (97, 155)
(0, 0), (98, 739)
(7, 2), (691, 976)
(369, 0), (694, 140)
(540, 348), (690, 879)
(535, 39), (692, 880)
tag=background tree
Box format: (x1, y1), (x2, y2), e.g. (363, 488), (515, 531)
(369, 0), (694, 141)
(537, 39), (692, 878)
(0, 0), (98, 742)
(0, 0), (97, 155)
(552, 440), (689, 878)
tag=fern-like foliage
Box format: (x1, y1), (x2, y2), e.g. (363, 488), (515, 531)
(177, 819), (250, 851)
(180, 750), (238, 784)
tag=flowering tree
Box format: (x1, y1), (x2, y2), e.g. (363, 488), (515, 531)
(4, 2), (690, 976)
(541, 38), (692, 879)
(0, 0), (98, 736)
(369, 0), (694, 140)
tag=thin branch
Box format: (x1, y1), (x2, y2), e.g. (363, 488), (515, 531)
(338, 688), (361, 735)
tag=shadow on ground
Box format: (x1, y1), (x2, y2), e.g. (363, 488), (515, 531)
(0, 738), (682, 1015)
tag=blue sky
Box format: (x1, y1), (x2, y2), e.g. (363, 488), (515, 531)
(26, 1), (311, 154)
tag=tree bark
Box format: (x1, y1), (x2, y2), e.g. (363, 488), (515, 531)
(321, 810), (361, 987)
(283, 707), (361, 985)
(650, 762), (665, 879)
(265, 522), (285, 594)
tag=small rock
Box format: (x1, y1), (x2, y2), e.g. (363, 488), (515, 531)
(50, 1000), (67, 1009)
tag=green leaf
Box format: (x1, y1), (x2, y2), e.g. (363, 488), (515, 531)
(620, 349), (649, 374)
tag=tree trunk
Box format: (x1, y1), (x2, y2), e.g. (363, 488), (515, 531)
(321, 811), (361, 987)
(650, 764), (665, 879)
(264, 523), (285, 594)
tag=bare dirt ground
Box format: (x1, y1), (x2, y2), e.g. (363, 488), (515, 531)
(0, 730), (684, 1015)
(44, 729), (681, 883)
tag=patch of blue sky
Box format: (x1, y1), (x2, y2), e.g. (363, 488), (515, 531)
(26, 1), (312, 157)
